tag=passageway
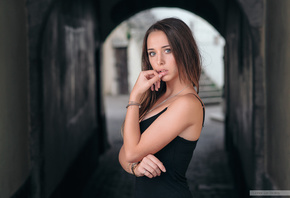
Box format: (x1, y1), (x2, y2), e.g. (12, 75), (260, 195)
(83, 8), (236, 197)
(3, 0), (277, 197)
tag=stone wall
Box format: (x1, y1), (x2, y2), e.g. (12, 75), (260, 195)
(0, 0), (30, 197)
(265, 0), (290, 189)
(224, 0), (254, 191)
(26, 0), (104, 197)
(26, 1), (57, 197)
(225, 0), (290, 191)
(41, 1), (98, 197)
(224, 0), (266, 193)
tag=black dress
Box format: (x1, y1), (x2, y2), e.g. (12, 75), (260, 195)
(134, 105), (202, 198)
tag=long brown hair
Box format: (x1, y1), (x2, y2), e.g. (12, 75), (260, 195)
(139, 18), (202, 120)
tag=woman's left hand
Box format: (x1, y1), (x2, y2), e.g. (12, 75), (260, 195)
(133, 154), (166, 178)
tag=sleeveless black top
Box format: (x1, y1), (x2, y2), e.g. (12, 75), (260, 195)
(134, 97), (204, 198)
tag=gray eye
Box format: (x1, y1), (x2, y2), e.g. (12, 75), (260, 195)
(165, 49), (171, 53)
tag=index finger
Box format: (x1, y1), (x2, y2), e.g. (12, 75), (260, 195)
(143, 70), (159, 79)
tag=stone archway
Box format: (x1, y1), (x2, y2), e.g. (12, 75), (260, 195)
(8, 0), (290, 197)
(23, 0), (267, 197)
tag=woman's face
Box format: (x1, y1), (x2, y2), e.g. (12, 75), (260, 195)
(147, 31), (179, 82)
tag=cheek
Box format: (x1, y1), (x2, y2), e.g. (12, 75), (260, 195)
(149, 58), (155, 69)
(168, 55), (177, 65)
(170, 58), (178, 70)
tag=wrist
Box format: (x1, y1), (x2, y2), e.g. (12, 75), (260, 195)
(131, 162), (140, 176)
(126, 101), (141, 109)
(129, 92), (142, 103)
(133, 164), (141, 177)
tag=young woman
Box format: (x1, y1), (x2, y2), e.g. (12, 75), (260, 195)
(118, 18), (205, 198)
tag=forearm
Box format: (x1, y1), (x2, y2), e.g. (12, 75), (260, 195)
(123, 99), (142, 162)
(122, 71), (162, 162)
(119, 145), (166, 178)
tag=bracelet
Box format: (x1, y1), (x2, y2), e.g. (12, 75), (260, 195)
(128, 163), (132, 173)
(131, 162), (139, 176)
(126, 101), (141, 109)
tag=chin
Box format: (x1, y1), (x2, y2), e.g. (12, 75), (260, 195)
(161, 76), (169, 81)
(162, 75), (177, 82)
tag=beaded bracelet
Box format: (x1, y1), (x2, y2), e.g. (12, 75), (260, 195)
(126, 101), (141, 109)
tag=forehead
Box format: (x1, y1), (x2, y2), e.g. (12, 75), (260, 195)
(147, 31), (169, 49)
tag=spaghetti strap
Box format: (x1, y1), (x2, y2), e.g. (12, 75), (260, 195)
(190, 93), (205, 127)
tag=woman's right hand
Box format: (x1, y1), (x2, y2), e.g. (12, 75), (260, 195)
(134, 154), (166, 178)
(130, 70), (164, 102)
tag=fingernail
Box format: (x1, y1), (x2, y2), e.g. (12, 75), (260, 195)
(159, 74), (162, 78)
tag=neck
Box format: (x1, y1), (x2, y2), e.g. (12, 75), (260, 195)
(146, 80), (191, 115)
(164, 79), (191, 96)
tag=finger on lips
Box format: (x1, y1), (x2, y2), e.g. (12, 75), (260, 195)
(148, 75), (163, 91)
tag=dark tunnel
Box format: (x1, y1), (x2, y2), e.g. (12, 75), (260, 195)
(1, 0), (290, 197)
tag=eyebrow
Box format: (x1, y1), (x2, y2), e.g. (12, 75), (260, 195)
(147, 45), (170, 51)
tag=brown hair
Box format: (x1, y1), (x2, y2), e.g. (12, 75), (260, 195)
(139, 18), (202, 120)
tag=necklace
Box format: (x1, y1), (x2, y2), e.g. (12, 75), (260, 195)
(146, 85), (189, 114)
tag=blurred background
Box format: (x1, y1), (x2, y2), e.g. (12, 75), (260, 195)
(1, 0), (289, 198)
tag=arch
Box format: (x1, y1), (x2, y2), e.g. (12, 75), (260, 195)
(20, 0), (267, 197)
(99, 0), (224, 41)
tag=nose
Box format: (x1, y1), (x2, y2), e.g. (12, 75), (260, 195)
(157, 53), (164, 66)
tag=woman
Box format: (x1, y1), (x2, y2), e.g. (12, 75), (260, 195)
(119, 18), (205, 198)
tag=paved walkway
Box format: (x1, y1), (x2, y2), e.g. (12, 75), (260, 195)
(82, 95), (238, 198)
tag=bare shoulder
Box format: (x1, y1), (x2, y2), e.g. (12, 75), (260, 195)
(171, 93), (203, 110)
(168, 93), (204, 123)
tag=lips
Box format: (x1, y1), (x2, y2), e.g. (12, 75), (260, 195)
(157, 69), (168, 75)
